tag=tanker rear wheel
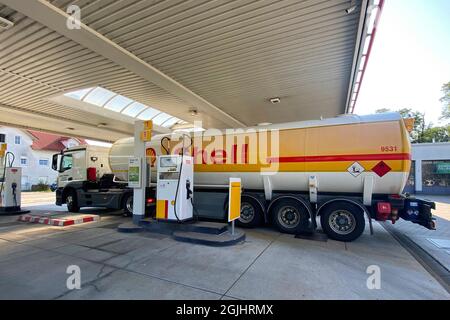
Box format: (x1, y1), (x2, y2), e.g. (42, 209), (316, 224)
(320, 202), (365, 242)
(271, 199), (310, 234)
(235, 197), (263, 228)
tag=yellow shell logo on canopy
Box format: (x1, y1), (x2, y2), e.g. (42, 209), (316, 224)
(140, 120), (153, 142)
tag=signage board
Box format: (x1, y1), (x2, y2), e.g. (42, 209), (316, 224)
(128, 157), (141, 188)
(436, 162), (450, 174)
(140, 129), (152, 142)
(228, 178), (241, 222)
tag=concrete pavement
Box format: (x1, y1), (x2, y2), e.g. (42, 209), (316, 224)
(0, 206), (448, 299)
(381, 195), (450, 291)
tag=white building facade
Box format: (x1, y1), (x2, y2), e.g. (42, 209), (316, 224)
(404, 142), (450, 195)
(0, 127), (83, 190)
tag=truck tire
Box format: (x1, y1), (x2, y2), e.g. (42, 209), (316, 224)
(122, 193), (133, 217)
(235, 197), (263, 228)
(320, 202), (365, 242)
(271, 198), (310, 234)
(66, 190), (80, 213)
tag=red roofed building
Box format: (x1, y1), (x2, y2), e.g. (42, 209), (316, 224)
(27, 130), (86, 152)
(0, 126), (86, 190)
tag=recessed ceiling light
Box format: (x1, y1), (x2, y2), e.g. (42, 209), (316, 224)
(66, 127), (75, 131)
(189, 109), (198, 116)
(257, 122), (272, 126)
(97, 123), (107, 128)
(345, 0), (357, 14)
(269, 97), (281, 104)
(345, 5), (356, 14)
(0, 17), (14, 30)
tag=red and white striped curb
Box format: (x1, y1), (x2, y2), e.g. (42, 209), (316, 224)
(18, 214), (100, 226)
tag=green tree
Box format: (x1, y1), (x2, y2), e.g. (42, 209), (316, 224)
(421, 126), (449, 143)
(375, 108), (450, 143)
(440, 82), (450, 120)
(375, 82), (450, 143)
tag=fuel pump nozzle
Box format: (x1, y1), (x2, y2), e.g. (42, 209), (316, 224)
(11, 182), (18, 207)
(186, 179), (193, 200)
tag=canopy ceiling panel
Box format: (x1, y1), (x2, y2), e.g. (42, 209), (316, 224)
(47, 0), (365, 124)
(0, 0), (374, 141)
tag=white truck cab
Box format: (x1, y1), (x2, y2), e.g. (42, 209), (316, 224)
(53, 145), (111, 189)
(51, 145), (148, 215)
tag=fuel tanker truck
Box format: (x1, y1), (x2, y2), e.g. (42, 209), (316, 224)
(52, 113), (435, 241)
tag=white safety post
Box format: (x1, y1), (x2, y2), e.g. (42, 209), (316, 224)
(415, 160), (422, 193)
(133, 120), (147, 224)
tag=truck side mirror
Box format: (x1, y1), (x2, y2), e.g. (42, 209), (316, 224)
(52, 154), (61, 171)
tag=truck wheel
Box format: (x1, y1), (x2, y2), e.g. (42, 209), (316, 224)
(320, 202), (365, 242)
(271, 198), (310, 234)
(122, 193), (133, 217)
(66, 190), (80, 213)
(235, 197), (263, 228)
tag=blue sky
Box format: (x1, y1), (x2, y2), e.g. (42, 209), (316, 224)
(356, 0), (450, 125)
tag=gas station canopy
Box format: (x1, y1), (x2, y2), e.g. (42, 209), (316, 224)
(0, 0), (380, 142)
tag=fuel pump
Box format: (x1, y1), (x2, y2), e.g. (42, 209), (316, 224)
(0, 134), (25, 214)
(156, 155), (193, 222)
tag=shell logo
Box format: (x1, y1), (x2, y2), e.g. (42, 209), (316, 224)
(146, 148), (156, 166)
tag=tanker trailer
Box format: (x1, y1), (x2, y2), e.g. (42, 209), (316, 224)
(106, 112), (435, 241)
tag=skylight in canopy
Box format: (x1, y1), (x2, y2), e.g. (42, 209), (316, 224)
(63, 86), (188, 128)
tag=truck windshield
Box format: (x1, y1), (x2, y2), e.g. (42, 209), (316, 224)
(61, 154), (73, 172)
